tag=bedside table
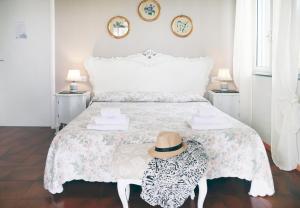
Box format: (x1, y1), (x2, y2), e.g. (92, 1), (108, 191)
(55, 91), (91, 131)
(208, 90), (240, 119)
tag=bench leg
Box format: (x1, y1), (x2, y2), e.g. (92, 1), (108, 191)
(117, 179), (141, 208)
(197, 176), (207, 208)
(117, 180), (129, 208)
(126, 184), (130, 200)
(190, 190), (195, 200)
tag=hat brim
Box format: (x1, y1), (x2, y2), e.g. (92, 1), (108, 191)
(148, 143), (188, 159)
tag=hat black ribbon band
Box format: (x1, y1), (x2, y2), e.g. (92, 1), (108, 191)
(155, 143), (183, 152)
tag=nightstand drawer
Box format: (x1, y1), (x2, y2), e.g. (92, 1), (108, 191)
(57, 95), (87, 123)
(55, 91), (90, 131)
(208, 91), (240, 119)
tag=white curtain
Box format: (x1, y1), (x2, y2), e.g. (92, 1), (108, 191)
(271, 0), (300, 171)
(233, 0), (255, 125)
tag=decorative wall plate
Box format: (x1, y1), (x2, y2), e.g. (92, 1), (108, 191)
(138, 0), (160, 22)
(171, 15), (193, 37)
(107, 16), (130, 39)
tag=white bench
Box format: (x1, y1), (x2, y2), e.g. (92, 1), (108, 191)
(117, 177), (207, 208)
(112, 143), (208, 208)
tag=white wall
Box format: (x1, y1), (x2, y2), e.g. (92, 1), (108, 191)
(55, 0), (236, 91)
(0, 0), (52, 126)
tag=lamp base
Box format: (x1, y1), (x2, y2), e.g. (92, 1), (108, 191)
(220, 82), (229, 91)
(69, 82), (78, 93)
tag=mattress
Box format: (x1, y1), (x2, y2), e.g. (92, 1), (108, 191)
(44, 94), (274, 197)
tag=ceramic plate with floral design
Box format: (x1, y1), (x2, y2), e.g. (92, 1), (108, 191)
(138, 0), (160, 22)
(171, 15), (193, 37)
(107, 16), (130, 39)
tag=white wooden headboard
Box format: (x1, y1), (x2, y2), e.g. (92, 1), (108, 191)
(85, 50), (213, 95)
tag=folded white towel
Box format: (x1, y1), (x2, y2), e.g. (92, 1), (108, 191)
(196, 107), (217, 118)
(192, 116), (228, 124)
(101, 107), (121, 117)
(188, 116), (232, 130)
(87, 123), (129, 131)
(94, 115), (129, 125)
(189, 122), (232, 130)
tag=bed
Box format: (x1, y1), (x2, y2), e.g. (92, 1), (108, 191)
(44, 50), (274, 197)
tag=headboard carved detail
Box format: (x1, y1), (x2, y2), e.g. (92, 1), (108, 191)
(142, 49), (157, 59)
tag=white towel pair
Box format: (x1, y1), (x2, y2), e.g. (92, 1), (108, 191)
(87, 123), (129, 131)
(94, 114), (129, 125)
(87, 107), (130, 131)
(189, 115), (232, 130)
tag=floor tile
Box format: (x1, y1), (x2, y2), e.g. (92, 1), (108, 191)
(0, 181), (31, 199)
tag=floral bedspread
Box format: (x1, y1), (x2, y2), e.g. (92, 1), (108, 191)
(44, 100), (274, 196)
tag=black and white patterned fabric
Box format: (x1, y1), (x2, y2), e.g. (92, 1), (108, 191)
(141, 140), (208, 208)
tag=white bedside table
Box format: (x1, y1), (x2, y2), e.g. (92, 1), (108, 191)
(208, 90), (240, 119)
(55, 91), (90, 131)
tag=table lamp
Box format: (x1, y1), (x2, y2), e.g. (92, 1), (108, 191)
(66, 69), (81, 92)
(217, 68), (232, 91)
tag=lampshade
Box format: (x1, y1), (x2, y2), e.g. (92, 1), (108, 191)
(66, 69), (81, 82)
(217, 68), (232, 81)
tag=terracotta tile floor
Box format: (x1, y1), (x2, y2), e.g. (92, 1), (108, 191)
(0, 127), (299, 208)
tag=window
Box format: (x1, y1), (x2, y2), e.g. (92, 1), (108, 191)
(255, 0), (272, 75)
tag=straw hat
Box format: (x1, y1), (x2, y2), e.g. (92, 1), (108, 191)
(148, 131), (187, 159)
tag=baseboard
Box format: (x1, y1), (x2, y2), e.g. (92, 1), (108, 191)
(263, 142), (271, 152)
